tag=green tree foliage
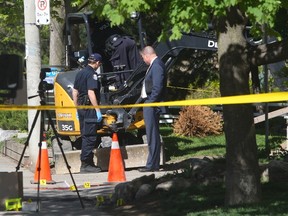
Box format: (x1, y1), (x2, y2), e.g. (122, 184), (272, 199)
(167, 49), (219, 101)
(0, 0), (25, 54)
(0, 0), (65, 57)
(0, 111), (28, 131)
(72, 0), (287, 41)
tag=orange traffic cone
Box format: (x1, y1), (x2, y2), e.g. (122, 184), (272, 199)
(107, 133), (126, 182)
(31, 133), (55, 184)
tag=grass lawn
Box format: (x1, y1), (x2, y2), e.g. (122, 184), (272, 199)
(161, 122), (286, 164)
(147, 123), (288, 216)
(138, 181), (288, 216)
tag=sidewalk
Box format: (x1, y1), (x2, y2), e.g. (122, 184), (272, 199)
(0, 155), (170, 215)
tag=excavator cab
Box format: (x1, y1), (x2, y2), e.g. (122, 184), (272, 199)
(53, 12), (146, 149)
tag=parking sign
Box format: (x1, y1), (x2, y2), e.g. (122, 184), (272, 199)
(35, 0), (50, 25)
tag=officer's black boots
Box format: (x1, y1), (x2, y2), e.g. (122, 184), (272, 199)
(80, 161), (102, 173)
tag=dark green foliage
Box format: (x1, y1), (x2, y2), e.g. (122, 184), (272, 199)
(0, 1), (25, 55)
(0, 110), (28, 131)
(274, 8), (288, 39)
(167, 49), (219, 101)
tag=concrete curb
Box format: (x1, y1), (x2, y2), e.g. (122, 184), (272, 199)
(1, 140), (165, 175)
(54, 143), (165, 174)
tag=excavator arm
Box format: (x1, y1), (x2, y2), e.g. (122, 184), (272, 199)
(54, 28), (218, 136)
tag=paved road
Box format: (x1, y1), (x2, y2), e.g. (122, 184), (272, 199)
(0, 155), (170, 215)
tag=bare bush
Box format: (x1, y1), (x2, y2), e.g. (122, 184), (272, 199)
(173, 106), (223, 137)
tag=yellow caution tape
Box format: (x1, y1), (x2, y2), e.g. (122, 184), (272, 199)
(0, 92), (287, 111)
(167, 85), (216, 93)
(167, 85), (196, 91)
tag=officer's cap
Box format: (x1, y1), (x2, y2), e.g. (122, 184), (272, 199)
(88, 53), (102, 62)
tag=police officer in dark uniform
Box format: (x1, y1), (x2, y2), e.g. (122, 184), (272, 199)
(72, 53), (103, 173)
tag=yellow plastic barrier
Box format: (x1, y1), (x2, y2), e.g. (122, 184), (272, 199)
(5, 198), (22, 211)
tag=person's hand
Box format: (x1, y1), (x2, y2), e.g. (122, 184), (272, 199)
(96, 110), (102, 122)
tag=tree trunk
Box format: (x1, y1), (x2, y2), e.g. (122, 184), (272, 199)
(217, 7), (261, 206)
(49, 1), (65, 65)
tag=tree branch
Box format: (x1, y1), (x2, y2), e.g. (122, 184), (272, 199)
(248, 39), (288, 66)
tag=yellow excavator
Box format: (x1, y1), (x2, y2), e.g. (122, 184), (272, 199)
(50, 11), (217, 150)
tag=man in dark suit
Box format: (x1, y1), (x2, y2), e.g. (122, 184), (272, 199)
(138, 46), (167, 172)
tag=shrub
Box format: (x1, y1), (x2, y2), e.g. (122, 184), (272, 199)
(173, 106), (223, 137)
(0, 111), (28, 131)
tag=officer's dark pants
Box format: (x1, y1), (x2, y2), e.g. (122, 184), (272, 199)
(143, 106), (161, 170)
(78, 109), (98, 163)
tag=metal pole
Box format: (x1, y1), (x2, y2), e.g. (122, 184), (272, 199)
(23, 0), (42, 170)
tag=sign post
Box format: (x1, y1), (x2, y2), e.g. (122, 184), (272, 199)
(24, 0), (42, 171)
(35, 0), (50, 25)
